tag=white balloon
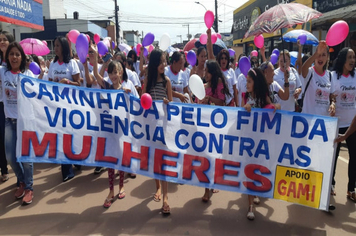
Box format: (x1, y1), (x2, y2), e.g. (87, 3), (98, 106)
(160, 33), (171, 51)
(189, 75), (205, 100)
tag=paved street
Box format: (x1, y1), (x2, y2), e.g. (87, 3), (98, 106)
(0, 144), (355, 236)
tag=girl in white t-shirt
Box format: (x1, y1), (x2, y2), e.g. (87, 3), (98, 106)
(0, 31), (14, 182)
(217, 49), (238, 106)
(165, 51), (190, 103)
(301, 41), (334, 117)
(48, 36), (81, 182)
(274, 50), (302, 111)
(330, 47), (356, 201)
(0, 42), (34, 204)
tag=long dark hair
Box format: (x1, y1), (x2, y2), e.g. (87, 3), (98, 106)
(0, 31), (15, 64)
(196, 46), (206, 65)
(127, 50), (137, 63)
(205, 60), (231, 97)
(334, 47), (355, 79)
(217, 49), (230, 70)
(118, 61), (128, 82)
(245, 68), (269, 108)
(146, 49), (167, 94)
(126, 58), (135, 72)
(5, 42), (27, 73)
(53, 36), (71, 63)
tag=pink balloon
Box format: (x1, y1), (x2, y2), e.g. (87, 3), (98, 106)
(204, 10), (214, 29)
(211, 33), (217, 44)
(326, 20), (349, 47)
(254, 35), (264, 49)
(217, 33), (222, 39)
(263, 104), (275, 109)
(200, 33), (207, 45)
(94, 34), (100, 44)
(141, 93), (152, 110)
(68, 29), (80, 43)
(251, 50), (258, 57)
(85, 34), (90, 43)
(42, 40), (47, 46)
(148, 44), (154, 52)
(136, 43), (142, 54)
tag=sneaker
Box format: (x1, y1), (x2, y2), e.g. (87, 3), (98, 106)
(253, 196), (260, 205)
(63, 175), (74, 182)
(94, 167), (105, 174)
(22, 190), (33, 205)
(15, 183), (25, 199)
(247, 205), (255, 220)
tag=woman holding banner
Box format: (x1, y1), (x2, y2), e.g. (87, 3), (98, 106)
(0, 42), (35, 204)
(330, 47), (356, 201)
(198, 29), (231, 202)
(90, 43), (136, 207)
(0, 31), (14, 183)
(47, 36), (81, 182)
(241, 68), (274, 220)
(142, 48), (173, 214)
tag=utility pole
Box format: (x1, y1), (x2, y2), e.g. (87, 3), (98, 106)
(214, 0), (218, 33)
(177, 35), (182, 43)
(114, 0), (120, 45)
(182, 24), (191, 41)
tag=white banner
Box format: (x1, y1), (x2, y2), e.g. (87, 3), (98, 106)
(17, 75), (338, 210)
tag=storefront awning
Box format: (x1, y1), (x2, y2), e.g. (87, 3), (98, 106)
(312, 4), (356, 28)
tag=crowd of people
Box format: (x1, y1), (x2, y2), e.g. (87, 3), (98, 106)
(0, 28), (355, 220)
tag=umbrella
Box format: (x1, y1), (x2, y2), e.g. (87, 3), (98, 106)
(244, 3), (322, 39)
(118, 43), (131, 54)
(289, 51), (304, 66)
(20, 38), (50, 56)
(183, 38), (198, 52)
(194, 38), (227, 56)
(283, 29), (319, 46)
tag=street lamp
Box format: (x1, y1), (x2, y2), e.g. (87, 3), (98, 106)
(195, 1), (207, 11)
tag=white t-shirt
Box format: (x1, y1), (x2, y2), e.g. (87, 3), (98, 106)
(302, 67), (331, 117)
(77, 61), (109, 89)
(126, 68), (141, 88)
(274, 67), (301, 111)
(164, 66), (188, 102)
(331, 70), (356, 128)
(122, 79), (139, 98)
(182, 67), (191, 85)
(0, 68), (34, 118)
(48, 59), (80, 83)
(235, 67), (241, 80)
(223, 68), (237, 104)
(236, 73), (247, 107)
(269, 81), (282, 104)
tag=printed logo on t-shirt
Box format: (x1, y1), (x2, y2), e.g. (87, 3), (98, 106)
(340, 92), (355, 102)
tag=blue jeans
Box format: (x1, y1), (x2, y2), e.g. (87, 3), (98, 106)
(5, 118), (33, 190)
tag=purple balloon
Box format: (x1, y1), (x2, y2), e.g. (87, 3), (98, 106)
(112, 41), (115, 49)
(239, 56), (251, 77)
(142, 32), (155, 47)
(228, 49), (235, 57)
(76, 33), (89, 64)
(143, 47), (148, 57)
(97, 41), (108, 55)
(187, 50), (196, 66)
(272, 48), (280, 57)
(29, 62), (41, 75)
(270, 53), (278, 65)
(298, 33), (307, 45)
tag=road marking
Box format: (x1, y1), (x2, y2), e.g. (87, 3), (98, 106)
(339, 156), (349, 164)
